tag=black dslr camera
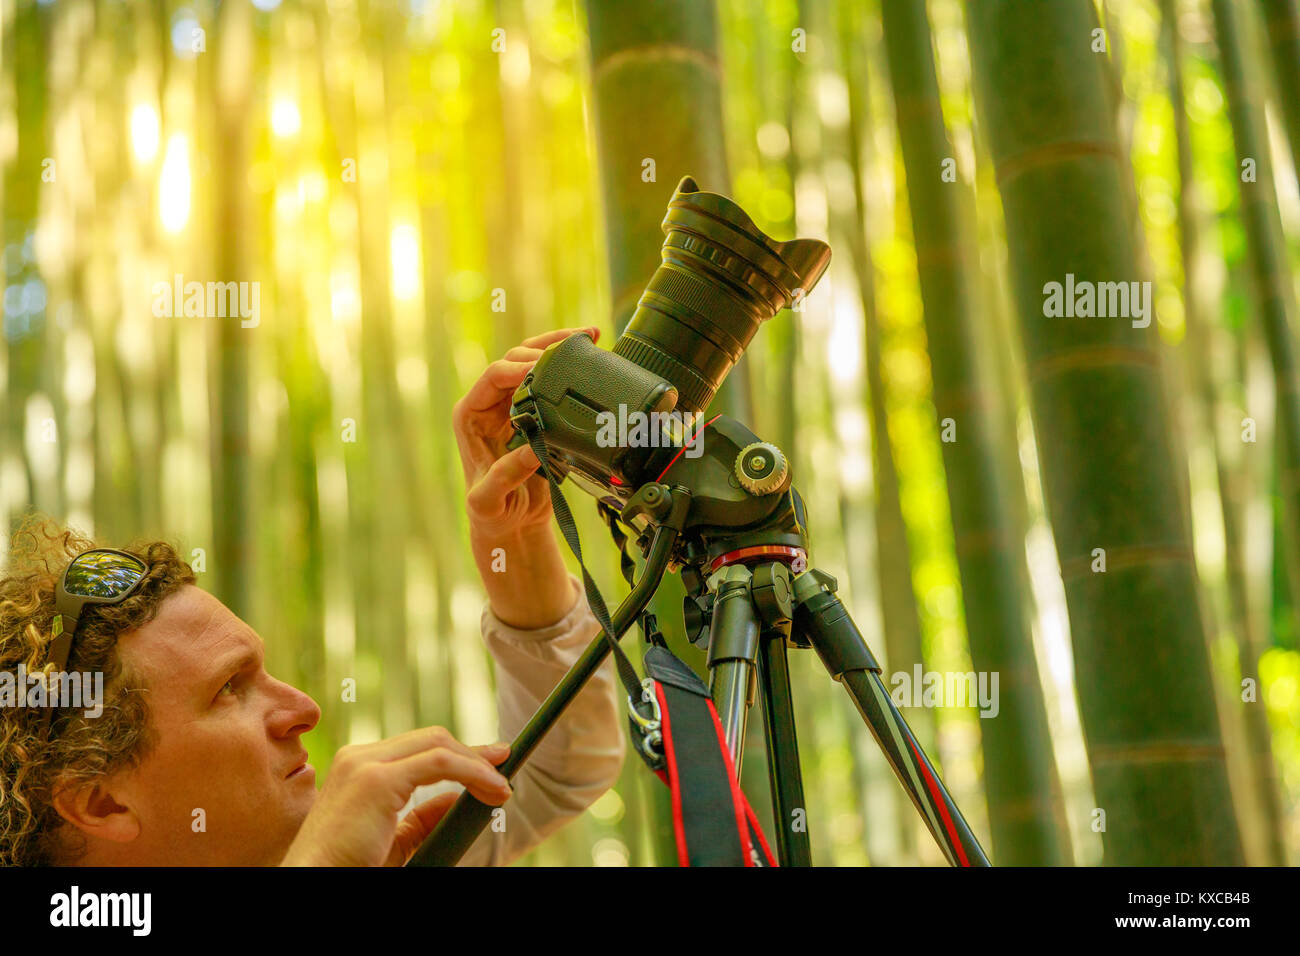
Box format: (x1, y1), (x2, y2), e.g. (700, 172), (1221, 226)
(508, 176), (831, 507)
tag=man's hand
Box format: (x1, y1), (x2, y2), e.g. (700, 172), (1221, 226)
(279, 728), (512, 867)
(452, 327), (600, 629)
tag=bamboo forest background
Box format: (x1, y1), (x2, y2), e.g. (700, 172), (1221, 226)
(2, 0), (1298, 866)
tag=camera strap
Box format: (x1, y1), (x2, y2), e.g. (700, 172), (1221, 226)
(641, 644), (777, 866)
(518, 423), (655, 709)
(520, 423), (776, 867)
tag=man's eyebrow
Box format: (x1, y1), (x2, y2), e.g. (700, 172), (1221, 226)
(203, 639), (265, 693)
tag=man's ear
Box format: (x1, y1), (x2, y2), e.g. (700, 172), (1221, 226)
(51, 777), (141, 846)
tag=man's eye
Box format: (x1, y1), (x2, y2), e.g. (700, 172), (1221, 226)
(218, 678), (236, 697)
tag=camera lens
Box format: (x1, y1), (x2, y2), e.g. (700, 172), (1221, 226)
(612, 176), (832, 414)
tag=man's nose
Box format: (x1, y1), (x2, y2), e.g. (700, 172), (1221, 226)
(269, 677), (321, 737)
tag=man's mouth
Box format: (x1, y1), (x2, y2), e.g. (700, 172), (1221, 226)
(286, 756), (311, 779)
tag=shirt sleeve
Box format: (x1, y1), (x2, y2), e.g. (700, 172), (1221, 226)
(403, 574), (626, 867)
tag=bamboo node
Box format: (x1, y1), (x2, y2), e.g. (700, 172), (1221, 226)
(1088, 741), (1226, 766)
(1028, 345), (1159, 383)
(994, 138), (1124, 186)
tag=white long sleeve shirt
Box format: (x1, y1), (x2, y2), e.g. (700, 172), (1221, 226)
(403, 575), (626, 866)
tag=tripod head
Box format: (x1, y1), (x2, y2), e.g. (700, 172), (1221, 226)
(605, 413), (809, 596)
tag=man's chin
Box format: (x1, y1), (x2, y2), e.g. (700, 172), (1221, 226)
(287, 790), (316, 829)
(274, 791), (317, 860)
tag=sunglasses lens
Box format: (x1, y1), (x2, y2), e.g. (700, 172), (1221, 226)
(64, 551), (147, 598)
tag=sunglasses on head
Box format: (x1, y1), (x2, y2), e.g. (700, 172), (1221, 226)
(40, 549), (148, 737)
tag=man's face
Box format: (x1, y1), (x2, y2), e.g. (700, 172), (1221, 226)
(93, 584), (322, 864)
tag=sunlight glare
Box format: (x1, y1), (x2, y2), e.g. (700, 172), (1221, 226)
(130, 104), (160, 163)
(390, 224), (421, 302)
(159, 134), (192, 234)
(271, 98), (302, 138)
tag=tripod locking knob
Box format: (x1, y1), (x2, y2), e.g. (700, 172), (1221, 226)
(735, 442), (788, 495)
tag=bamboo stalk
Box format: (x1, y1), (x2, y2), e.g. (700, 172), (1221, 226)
(3, 0), (51, 530)
(829, 0), (938, 864)
(208, 0), (254, 617)
(1212, 0), (1300, 608)
(1162, 0), (1288, 867)
(966, 0), (1244, 865)
(1260, 0), (1300, 184)
(880, 0), (1068, 865)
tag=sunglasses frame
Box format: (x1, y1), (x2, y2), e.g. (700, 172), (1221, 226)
(39, 549), (148, 738)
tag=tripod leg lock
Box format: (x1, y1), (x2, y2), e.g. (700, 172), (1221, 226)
(793, 588), (882, 680)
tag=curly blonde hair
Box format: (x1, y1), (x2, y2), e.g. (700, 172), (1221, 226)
(0, 515), (195, 865)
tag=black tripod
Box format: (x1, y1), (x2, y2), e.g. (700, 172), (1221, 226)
(408, 414), (990, 867)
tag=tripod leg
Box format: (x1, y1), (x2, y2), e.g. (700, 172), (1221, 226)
(794, 570), (991, 867)
(706, 565), (761, 775)
(839, 669), (989, 866)
(757, 630), (812, 866)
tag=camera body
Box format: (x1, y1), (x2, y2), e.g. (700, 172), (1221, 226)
(509, 332), (685, 507)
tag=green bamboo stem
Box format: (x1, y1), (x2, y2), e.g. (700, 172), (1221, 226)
(1212, 0), (1300, 614)
(208, 0), (254, 617)
(880, 0), (1067, 865)
(1162, 0), (1288, 867)
(831, 0), (936, 864)
(3, 1), (50, 530)
(485, 0), (532, 354)
(1260, 0), (1300, 184)
(967, 0), (1244, 865)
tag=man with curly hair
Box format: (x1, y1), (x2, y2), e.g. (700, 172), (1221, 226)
(0, 327), (624, 866)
